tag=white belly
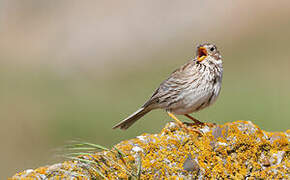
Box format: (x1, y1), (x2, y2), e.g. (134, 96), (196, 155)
(169, 79), (221, 115)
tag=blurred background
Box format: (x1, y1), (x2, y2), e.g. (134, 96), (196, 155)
(1, 0), (290, 178)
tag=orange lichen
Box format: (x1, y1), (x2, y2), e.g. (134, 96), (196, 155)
(11, 121), (289, 179)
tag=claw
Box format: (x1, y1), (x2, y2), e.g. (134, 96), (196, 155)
(184, 114), (205, 127)
(167, 112), (203, 136)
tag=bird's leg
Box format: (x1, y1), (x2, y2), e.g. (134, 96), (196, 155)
(184, 114), (215, 127)
(167, 112), (202, 136)
(184, 114), (205, 126)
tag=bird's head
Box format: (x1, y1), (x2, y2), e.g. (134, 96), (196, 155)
(196, 43), (222, 65)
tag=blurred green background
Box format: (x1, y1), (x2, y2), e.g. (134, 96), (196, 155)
(1, 0), (290, 178)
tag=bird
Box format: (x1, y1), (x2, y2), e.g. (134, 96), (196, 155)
(113, 43), (223, 133)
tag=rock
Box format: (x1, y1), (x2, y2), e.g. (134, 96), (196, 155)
(11, 121), (289, 179)
(182, 154), (199, 173)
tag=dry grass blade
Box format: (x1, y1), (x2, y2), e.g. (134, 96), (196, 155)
(67, 156), (108, 180)
(113, 146), (126, 157)
(64, 141), (137, 179)
(136, 155), (142, 180)
(113, 146), (128, 167)
(65, 142), (110, 151)
(102, 155), (135, 177)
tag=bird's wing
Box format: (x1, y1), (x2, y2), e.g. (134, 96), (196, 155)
(143, 59), (199, 108)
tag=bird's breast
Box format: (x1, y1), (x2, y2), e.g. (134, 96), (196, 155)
(169, 73), (222, 115)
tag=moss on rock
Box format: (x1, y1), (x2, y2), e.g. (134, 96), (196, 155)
(11, 121), (289, 179)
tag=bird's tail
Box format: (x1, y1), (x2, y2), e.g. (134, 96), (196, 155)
(112, 107), (151, 130)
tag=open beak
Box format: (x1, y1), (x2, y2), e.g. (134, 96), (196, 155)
(197, 47), (208, 62)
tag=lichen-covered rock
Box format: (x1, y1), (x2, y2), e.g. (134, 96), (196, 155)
(11, 121), (289, 179)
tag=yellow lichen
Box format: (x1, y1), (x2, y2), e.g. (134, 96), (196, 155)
(11, 121), (289, 179)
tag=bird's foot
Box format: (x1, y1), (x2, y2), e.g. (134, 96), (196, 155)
(184, 126), (203, 136)
(184, 121), (216, 128)
(176, 122), (203, 136)
(184, 114), (217, 128)
(167, 112), (203, 136)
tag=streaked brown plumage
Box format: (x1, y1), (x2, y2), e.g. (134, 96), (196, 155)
(113, 43), (223, 131)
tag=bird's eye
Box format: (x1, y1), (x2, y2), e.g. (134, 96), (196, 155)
(210, 47), (215, 51)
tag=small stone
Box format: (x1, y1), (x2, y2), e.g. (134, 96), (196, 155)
(132, 146), (143, 152)
(25, 169), (34, 174)
(182, 154), (200, 173)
